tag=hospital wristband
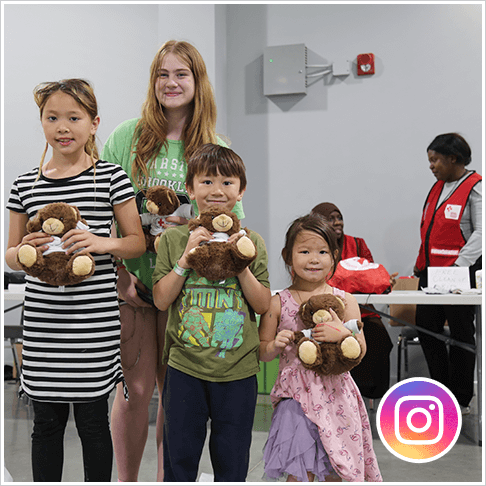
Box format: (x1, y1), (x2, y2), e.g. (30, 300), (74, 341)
(173, 261), (191, 278)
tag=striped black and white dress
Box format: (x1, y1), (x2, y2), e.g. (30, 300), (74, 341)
(7, 161), (134, 403)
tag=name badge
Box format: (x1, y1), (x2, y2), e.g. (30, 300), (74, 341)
(444, 204), (461, 220)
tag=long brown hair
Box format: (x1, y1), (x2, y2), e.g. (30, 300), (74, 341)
(33, 79), (99, 182)
(132, 40), (218, 189)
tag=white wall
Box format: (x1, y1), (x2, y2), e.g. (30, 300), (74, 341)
(3, 2), (483, 290)
(2, 3), (156, 163)
(224, 3), (483, 290)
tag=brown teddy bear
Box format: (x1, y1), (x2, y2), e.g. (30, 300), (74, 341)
(140, 185), (194, 253)
(17, 202), (95, 286)
(185, 207), (257, 282)
(294, 293), (364, 375)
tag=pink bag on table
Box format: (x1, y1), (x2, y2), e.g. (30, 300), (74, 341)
(328, 256), (391, 294)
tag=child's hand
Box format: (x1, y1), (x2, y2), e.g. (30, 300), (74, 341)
(19, 232), (53, 252)
(227, 232), (243, 244)
(312, 308), (352, 343)
(273, 330), (294, 351)
(178, 226), (213, 268)
(61, 229), (104, 255)
(117, 270), (152, 308)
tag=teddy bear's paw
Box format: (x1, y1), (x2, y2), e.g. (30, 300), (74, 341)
(341, 336), (361, 359)
(236, 236), (256, 258)
(18, 245), (37, 267)
(72, 255), (94, 276)
(298, 340), (319, 365)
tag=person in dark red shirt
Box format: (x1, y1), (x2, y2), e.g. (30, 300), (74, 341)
(414, 133), (482, 415)
(312, 202), (396, 400)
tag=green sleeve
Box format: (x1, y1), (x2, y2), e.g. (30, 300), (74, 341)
(152, 226), (188, 287)
(249, 231), (270, 288)
(100, 118), (139, 174)
(152, 232), (173, 287)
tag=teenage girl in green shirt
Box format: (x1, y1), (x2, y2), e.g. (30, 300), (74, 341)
(101, 40), (243, 482)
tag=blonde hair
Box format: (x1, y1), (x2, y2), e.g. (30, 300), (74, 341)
(33, 79), (99, 182)
(132, 40), (218, 189)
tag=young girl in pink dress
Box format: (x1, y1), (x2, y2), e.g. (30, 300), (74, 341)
(259, 213), (383, 482)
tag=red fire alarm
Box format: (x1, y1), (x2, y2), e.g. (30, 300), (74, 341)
(357, 53), (375, 76)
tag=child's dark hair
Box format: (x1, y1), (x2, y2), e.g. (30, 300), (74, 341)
(185, 143), (247, 191)
(282, 213), (340, 279)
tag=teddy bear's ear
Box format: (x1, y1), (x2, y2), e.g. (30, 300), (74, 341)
(187, 215), (201, 231)
(335, 296), (346, 311)
(69, 204), (87, 225)
(167, 191), (175, 205)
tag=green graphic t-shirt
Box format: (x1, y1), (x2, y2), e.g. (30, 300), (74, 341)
(152, 225), (270, 382)
(100, 118), (244, 289)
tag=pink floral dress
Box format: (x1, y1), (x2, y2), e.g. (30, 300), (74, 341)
(270, 288), (383, 482)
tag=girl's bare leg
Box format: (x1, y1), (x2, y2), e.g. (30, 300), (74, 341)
(155, 310), (168, 482)
(112, 305), (158, 482)
(325, 472), (342, 482)
(287, 472), (316, 482)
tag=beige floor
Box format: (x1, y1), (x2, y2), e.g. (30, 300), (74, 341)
(3, 380), (483, 483)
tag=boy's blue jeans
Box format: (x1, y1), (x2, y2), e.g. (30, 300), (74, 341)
(31, 396), (112, 482)
(162, 366), (258, 482)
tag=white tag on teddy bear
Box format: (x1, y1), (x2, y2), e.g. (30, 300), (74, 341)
(43, 221), (90, 256)
(343, 319), (361, 334)
(302, 329), (313, 339)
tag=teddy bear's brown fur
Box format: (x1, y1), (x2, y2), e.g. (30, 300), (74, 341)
(185, 207), (257, 281)
(17, 202), (95, 286)
(294, 293), (364, 375)
(142, 185), (181, 253)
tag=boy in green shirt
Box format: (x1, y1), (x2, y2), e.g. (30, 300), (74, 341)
(152, 143), (271, 482)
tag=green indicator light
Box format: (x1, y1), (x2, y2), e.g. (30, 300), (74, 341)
(269, 59), (273, 62)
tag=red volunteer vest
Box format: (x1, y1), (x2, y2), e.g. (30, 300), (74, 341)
(341, 234), (359, 260)
(415, 171), (481, 271)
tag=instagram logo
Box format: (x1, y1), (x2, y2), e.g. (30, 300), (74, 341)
(377, 378), (461, 463)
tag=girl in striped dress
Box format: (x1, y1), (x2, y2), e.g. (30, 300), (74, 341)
(5, 79), (145, 482)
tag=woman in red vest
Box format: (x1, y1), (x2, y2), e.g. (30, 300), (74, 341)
(414, 133), (482, 415)
(312, 202), (395, 400)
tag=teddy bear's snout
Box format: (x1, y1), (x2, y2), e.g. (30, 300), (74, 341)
(313, 309), (332, 325)
(42, 218), (65, 235)
(212, 214), (234, 232)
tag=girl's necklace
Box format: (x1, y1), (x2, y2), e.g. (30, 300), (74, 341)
(295, 289), (303, 304)
(295, 283), (330, 304)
